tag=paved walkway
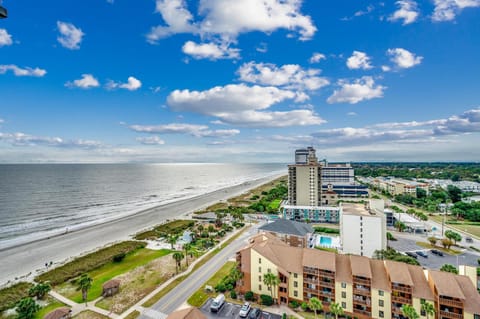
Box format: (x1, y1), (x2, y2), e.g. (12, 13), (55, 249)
(48, 291), (119, 317)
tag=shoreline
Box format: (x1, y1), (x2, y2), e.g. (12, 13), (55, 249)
(0, 173), (284, 287)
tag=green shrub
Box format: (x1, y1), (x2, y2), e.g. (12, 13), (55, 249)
(245, 291), (254, 301)
(215, 283), (227, 293)
(282, 313), (287, 319)
(301, 302), (308, 311)
(314, 227), (340, 234)
(0, 282), (33, 312)
(230, 290), (237, 299)
(260, 294), (273, 306)
(289, 300), (300, 308)
(113, 252), (126, 263)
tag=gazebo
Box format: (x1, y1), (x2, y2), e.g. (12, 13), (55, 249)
(44, 307), (71, 319)
(102, 279), (121, 297)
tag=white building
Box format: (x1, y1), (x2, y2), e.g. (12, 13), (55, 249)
(288, 147), (322, 206)
(340, 200), (386, 258)
(321, 161), (354, 185)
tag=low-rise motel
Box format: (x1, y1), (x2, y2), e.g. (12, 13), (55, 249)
(236, 233), (480, 319)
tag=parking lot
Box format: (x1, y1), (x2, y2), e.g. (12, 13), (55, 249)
(200, 298), (282, 319)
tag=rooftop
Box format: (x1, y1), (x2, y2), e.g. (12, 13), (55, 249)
(167, 307), (207, 319)
(258, 219), (314, 237)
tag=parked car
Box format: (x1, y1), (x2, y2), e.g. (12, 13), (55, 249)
(405, 252), (418, 259)
(431, 249), (444, 257)
(239, 302), (251, 318)
(416, 251), (428, 258)
(466, 237), (474, 243)
(249, 308), (262, 319)
(210, 294), (225, 313)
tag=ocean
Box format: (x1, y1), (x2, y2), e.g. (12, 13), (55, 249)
(0, 163), (285, 250)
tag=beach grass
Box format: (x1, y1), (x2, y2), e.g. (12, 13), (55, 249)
(0, 282), (33, 312)
(187, 261), (235, 307)
(134, 220), (195, 240)
(73, 310), (108, 319)
(36, 241), (146, 285)
(58, 248), (171, 303)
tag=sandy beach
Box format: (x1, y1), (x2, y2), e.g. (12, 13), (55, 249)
(0, 174), (282, 286)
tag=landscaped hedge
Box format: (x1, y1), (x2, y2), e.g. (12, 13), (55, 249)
(35, 241), (145, 285)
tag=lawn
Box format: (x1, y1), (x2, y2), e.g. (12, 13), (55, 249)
(73, 310), (108, 319)
(58, 248), (171, 303)
(187, 261), (235, 307)
(267, 199), (282, 211)
(124, 310), (140, 319)
(429, 215), (480, 238)
(34, 298), (67, 319)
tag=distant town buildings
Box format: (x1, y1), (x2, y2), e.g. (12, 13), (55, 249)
(365, 177), (430, 197)
(236, 233), (480, 319)
(340, 201), (387, 257)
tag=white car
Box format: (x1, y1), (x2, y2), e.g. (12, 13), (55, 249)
(239, 302), (251, 318)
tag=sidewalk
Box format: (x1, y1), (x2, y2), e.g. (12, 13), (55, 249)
(49, 291), (119, 318)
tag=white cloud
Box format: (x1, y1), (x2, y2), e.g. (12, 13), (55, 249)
(387, 48), (423, 69)
(388, 0), (420, 25)
(432, 0), (480, 22)
(346, 51), (373, 70)
(327, 76), (385, 104)
(106, 76), (142, 91)
(237, 62), (329, 91)
(182, 41), (240, 60)
(57, 21), (85, 50)
(354, 4), (375, 17)
(168, 84), (296, 115)
(381, 65), (391, 72)
(256, 42), (268, 53)
(65, 74), (100, 89)
(0, 29), (13, 47)
(0, 118), (4, 125)
(309, 52), (326, 63)
(347, 112), (358, 116)
(0, 64), (47, 77)
(130, 123), (240, 138)
(136, 136), (166, 145)
(0, 132), (102, 149)
(147, 0), (316, 43)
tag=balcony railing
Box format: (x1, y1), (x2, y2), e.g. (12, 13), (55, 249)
(318, 290), (334, 297)
(392, 285), (413, 294)
(354, 277), (371, 286)
(391, 295), (412, 305)
(353, 309), (371, 316)
(319, 281), (335, 288)
(319, 270), (335, 278)
(439, 298), (463, 309)
(439, 311), (463, 319)
(353, 288), (371, 296)
(353, 298), (371, 306)
(392, 307), (403, 315)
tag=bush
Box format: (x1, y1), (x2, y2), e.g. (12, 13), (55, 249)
(225, 283), (234, 291)
(0, 282), (33, 312)
(215, 283), (227, 293)
(301, 302), (308, 311)
(245, 291), (254, 301)
(230, 290), (237, 299)
(289, 300), (300, 309)
(113, 252), (126, 263)
(282, 313), (287, 319)
(260, 294), (273, 306)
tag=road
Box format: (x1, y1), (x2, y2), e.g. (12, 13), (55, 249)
(139, 222), (264, 319)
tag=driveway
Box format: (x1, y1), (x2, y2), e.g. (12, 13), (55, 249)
(200, 299), (282, 319)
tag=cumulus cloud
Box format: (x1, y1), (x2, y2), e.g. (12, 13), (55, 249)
(432, 0), (480, 22)
(389, 0), (420, 25)
(130, 123), (240, 138)
(346, 51), (373, 70)
(106, 76), (142, 91)
(136, 136), (166, 145)
(0, 65), (47, 77)
(237, 62), (329, 91)
(387, 48), (423, 69)
(65, 74), (100, 89)
(327, 76), (385, 104)
(0, 132), (102, 149)
(0, 29), (13, 47)
(182, 41), (240, 60)
(147, 0), (316, 43)
(57, 21), (85, 50)
(309, 53), (326, 63)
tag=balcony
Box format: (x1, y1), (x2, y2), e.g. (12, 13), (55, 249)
(354, 277), (371, 286)
(392, 295), (412, 305)
(304, 287), (318, 294)
(353, 309), (371, 316)
(304, 277), (318, 284)
(319, 270), (335, 278)
(279, 282), (288, 288)
(353, 288), (371, 296)
(392, 285), (413, 294)
(439, 311), (463, 319)
(318, 290), (334, 297)
(392, 307), (403, 315)
(304, 268), (317, 275)
(439, 298), (463, 309)
(319, 281), (335, 288)
(353, 298), (371, 306)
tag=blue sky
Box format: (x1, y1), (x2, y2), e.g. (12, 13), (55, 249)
(0, 0), (479, 163)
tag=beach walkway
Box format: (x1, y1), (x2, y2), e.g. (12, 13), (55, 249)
(49, 290), (119, 318)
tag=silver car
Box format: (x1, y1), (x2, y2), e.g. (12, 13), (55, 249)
(239, 302), (251, 318)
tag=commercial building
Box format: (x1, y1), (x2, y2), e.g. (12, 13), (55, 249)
(372, 178), (429, 197)
(321, 162), (355, 185)
(288, 147), (322, 207)
(340, 201), (387, 257)
(281, 204), (341, 223)
(258, 219), (314, 248)
(236, 234), (480, 319)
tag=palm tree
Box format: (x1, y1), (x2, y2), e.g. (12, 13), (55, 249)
(28, 282), (51, 300)
(167, 234), (179, 250)
(77, 273), (93, 306)
(308, 297), (323, 319)
(402, 304), (420, 319)
(263, 273), (277, 300)
(271, 275), (280, 303)
(330, 302), (344, 319)
(15, 297), (40, 319)
(229, 263), (243, 288)
(172, 251), (184, 274)
(421, 300), (436, 319)
(395, 221), (406, 232)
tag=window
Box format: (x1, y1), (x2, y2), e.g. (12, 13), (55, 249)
(379, 290), (384, 296)
(259, 285), (262, 290)
(259, 276), (262, 281)
(341, 282), (347, 288)
(268, 268), (271, 273)
(421, 310), (426, 316)
(379, 300), (384, 307)
(342, 292), (346, 298)
(294, 291), (298, 297)
(342, 302), (346, 309)
(259, 267), (261, 272)
(294, 281), (298, 288)
(379, 311), (384, 318)
(259, 258), (261, 264)
(360, 234), (363, 239)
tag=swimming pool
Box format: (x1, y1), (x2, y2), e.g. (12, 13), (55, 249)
(320, 236), (332, 246)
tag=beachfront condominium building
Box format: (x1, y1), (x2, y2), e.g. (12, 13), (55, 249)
(236, 233), (480, 319)
(288, 147), (322, 206)
(340, 201), (387, 257)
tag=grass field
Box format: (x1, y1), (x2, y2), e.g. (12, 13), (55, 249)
(134, 220), (195, 240)
(187, 261), (235, 307)
(58, 248), (171, 303)
(267, 199), (282, 211)
(34, 298), (67, 319)
(429, 215), (480, 238)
